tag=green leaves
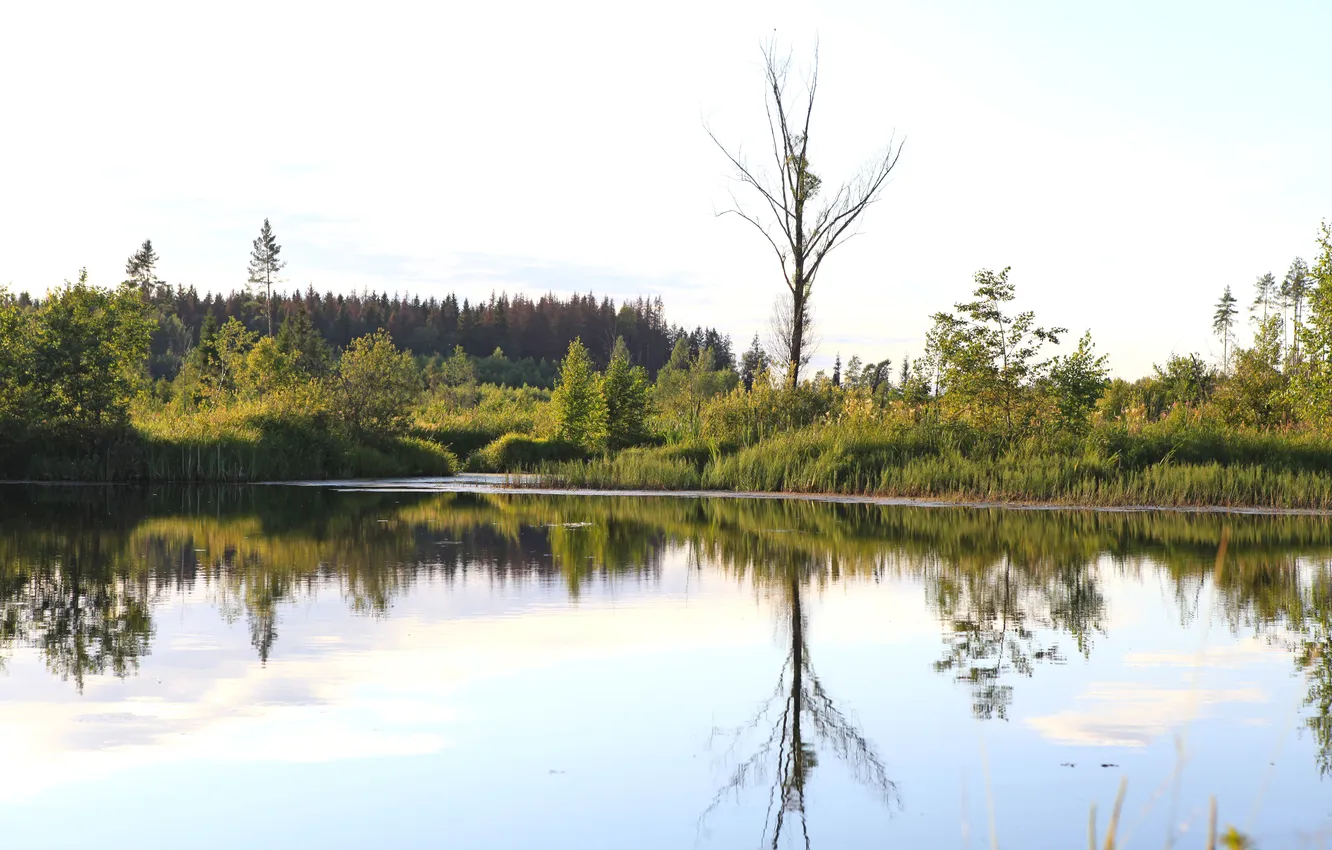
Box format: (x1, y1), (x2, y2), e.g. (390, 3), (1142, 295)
(333, 330), (421, 439)
(927, 267), (1070, 437)
(552, 338), (608, 451)
(602, 337), (651, 450)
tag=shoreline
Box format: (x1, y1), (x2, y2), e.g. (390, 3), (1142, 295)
(10, 474), (1332, 517)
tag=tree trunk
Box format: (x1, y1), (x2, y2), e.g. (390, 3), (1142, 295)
(788, 279), (806, 387)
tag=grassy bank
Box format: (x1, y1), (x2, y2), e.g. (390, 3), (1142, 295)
(535, 420), (1332, 509)
(7, 399), (456, 482)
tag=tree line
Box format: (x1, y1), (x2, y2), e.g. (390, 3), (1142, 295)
(78, 224), (737, 387)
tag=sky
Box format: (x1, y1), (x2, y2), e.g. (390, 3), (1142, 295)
(2, 0), (1329, 377)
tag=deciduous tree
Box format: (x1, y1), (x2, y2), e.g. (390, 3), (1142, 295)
(710, 41), (903, 385)
(552, 338), (608, 450)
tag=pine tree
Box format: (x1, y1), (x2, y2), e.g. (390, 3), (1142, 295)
(739, 334), (769, 391)
(1285, 258), (1311, 363)
(247, 219), (286, 337)
(124, 239), (161, 297)
(1213, 285), (1238, 370)
(832, 354), (842, 387)
(1252, 272), (1277, 323)
(275, 305), (332, 376)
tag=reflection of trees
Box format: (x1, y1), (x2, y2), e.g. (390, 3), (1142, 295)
(931, 557), (1105, 720)
(0, 525), (153, 691)
(703, 564), (897, 847)
(11, 482), (1332, 783)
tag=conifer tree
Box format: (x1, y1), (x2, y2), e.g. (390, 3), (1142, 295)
(275, 305), (332, 376)
(124, 239), (161, 297)
(247, 219), (286, 337)
(1213, 285), (1238, 370)
(739, 334), (769, 391)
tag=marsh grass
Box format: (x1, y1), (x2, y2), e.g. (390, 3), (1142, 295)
(7, 399), (456, 482)
(538, 422), (1332, 509)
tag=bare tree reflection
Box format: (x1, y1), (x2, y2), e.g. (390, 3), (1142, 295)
(701, 567), (897, 847)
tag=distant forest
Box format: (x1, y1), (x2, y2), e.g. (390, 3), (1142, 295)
(0, 282), (735, 390)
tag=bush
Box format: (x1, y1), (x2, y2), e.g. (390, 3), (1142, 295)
(469, 433), (584, 472)
(332, 331), (421, 438)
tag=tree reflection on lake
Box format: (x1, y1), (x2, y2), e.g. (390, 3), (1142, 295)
(6, 483), (1332, 811)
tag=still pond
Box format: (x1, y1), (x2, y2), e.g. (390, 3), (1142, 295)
(2, 480), (1331, 848)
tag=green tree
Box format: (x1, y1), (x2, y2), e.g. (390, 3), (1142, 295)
(1153, 353), (1216, 408)
(247, 218), (286, 338)
(239, 337), (301, 396)
(601, 336), (651, 449)
(1046, 331), (1109, 432)
(275, 305), (331, 377)
(31, 270), (153, 431)
(333, 331), (421, 438)
(655, 339), (737, 437)
(552, 338), (608, 450)
(0, 291), (38, 440)
(436, 345), (476, 387)
(123, 239), (162, 298)
(1290, 223), (1332, 421)
(1252, 271), (1278, 325)
(1284, 258), (1311, 363)
(1213, 285), (1238, 370)
(739, 334), (770, 391)
(926, 268), (1064, 436)
(209, 317), (259, 398)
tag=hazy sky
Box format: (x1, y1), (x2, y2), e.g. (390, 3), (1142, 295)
(2, 1), (1329, 376)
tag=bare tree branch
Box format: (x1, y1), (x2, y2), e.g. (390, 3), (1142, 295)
(709, 38), (904, 383)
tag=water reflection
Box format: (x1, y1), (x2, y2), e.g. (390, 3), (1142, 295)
(5, 484), (1332, 792)
(702, 567), (897, 847)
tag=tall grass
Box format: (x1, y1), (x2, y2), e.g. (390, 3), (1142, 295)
(8, 397), (456, 482)
(539, 421), (1332, 509)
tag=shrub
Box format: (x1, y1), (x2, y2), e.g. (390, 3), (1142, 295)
(470, 433), (584, 472)
(332, 331), (421, 438)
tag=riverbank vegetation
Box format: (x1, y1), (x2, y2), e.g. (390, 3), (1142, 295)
(3, 219), (1332, 510)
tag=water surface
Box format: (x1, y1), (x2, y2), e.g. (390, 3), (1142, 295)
(3, 483), (1332, 848)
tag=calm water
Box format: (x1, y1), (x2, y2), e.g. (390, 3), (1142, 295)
(3, 482), (1332, 848)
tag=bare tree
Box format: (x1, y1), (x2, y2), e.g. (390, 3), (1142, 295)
(710, 40), (903, 385)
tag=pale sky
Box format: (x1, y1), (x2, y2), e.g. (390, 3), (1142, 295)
(2, 0), (1329, 377)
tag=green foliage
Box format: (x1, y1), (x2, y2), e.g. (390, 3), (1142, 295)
(428, 345), (476, 388)
(1046, 331), (1109, 432)
(275, 305), (332, 377)
(413, 384), (550, 457)
(552, 338), (608, 450)
(654, 338), (738, 438)
(927, 268), (1065, 436)
(12, 271), (154, 436)
(1214, 284), (1238, 368)
(469, 433), (582, 472)
(332, 331), (421, 438)
(601, 336), (651, 449)
(246, 218), (286, 337)
(1154, 353), (1217, 409)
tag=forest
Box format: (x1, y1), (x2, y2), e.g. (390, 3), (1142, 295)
(2, 217), (1332, 509)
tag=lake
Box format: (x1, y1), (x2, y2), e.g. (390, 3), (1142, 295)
(2, 480), (1331, 848)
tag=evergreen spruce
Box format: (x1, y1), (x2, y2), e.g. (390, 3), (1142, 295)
(247, 219), (286, 337)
